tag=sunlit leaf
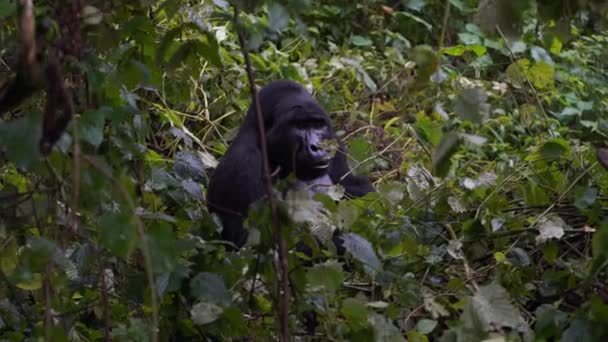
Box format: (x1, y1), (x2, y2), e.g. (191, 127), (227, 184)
(535, 217), (567, 245)
(191, 302), (223, 325)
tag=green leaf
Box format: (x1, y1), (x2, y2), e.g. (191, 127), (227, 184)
(79, 108), (108, 148)
(341, 298), (369, 330)
(431, 132), (461, 178)
(415, 112), (442, 146)
(369, 313), (406, 342)
(562, 319), (594, 342)
(268, 2), (289, 32)
(453, 87), (490, 124)
(191, 302), (223, 325)
(98, 212), (136, 258)
(173, 150), (207, 182)
(190, 272), (231, 306)
(307, 261), (344, 294)
(145, 223), (179, 273)
(347, 137), (373, 173)
(0, 112), (42, 170)
(574, 187), (597, 210)
(351, 35), (373, 47)
(462, 283), (531, 337)
(340, 233), (382, 274)
(592, 224), (608, 259)
(527, 62), (555, 89)
(212, 0), (230, 10)
(408, 45), (440, 83)
(538, 138), (570, 161)
(442, 45), (467, 56)
(194, 35), (222, 67)
(416, 319), (438, 334)
(0, 0), (17, 18)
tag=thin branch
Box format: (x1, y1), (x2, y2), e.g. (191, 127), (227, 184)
(233, 7), (291, 341)
(82, 155), (159, 342)
(438, 0), (451, 50)
(496, 26), (555, 138)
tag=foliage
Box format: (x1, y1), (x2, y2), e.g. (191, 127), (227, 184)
(1, 0), (608, 340)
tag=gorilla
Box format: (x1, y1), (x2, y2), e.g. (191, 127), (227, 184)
(207, 80), (375, 249)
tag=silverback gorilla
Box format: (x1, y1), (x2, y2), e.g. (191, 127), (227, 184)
(207, 80), (375, 249)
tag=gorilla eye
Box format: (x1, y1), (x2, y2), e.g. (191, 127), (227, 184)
(296, 118), (325, 129)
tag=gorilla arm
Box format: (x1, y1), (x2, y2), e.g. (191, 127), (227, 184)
(207, 130), (265, 247)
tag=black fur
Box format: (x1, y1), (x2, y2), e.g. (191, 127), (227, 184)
(207, 80), (374, 248)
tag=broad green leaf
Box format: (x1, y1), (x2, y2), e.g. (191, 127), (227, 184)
(145, 223), (179, 273)
(535, 217), (566, 245)
(527, 62), (555, 89)
(416, 319), (438, 334)
(173, 150), (207, 182)
(351, 35), (373, 47)
(190, 272), (231, 306)
(213, 0), (230, 10)
(307, 260), (344, 294)
(505, 59), (530, 88)
(347, 137), (373, 172)
(98, 212), (136, 258)
(341, 298), (369, 330)
(432, 132), (461, 177)
(340, 233), (382, 274)
(79, 108), (108, 148)
(463, 283), (531, 337)
(538, 138), (570, 161)
(15, 273), (42, 290)
(453, 87), (490, 124)
(369, 313), (406, 342)
(0, 111), (42, 170)
(408, 45), (440, 83)
(442, 45), (467, 56)
(0, 0), (16, 18)
(415, 112), (442, 146)
(574, 187), (597, 210)
(268, 2), (289, 32)
(191, 302), (223, 325)
(562, 319), (594, 342)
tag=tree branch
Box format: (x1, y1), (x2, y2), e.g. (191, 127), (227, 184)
(233, 7), (291, 341)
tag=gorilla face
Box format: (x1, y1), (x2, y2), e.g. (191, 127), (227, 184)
(266, 104), (335, 181)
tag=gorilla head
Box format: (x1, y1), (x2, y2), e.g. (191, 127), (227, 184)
(251, 80), (336, 181)
(207, 80), (374, 248)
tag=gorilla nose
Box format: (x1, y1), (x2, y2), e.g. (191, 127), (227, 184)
(308, 143), (326, 158)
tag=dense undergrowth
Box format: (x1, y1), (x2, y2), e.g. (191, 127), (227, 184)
(1, 0), (608, 341)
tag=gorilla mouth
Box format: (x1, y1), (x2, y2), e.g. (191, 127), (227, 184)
(312, 161), (330, 169)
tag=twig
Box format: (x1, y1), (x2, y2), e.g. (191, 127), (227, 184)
(82, 155), (159, 342)
(438, 0), (451, 50)
(100, 261), (111, 342)
(71, 116), (81, 233)
(445, 223), (479, 291)
(496, 26), (555, 138)
(233, 7), (291, 341)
